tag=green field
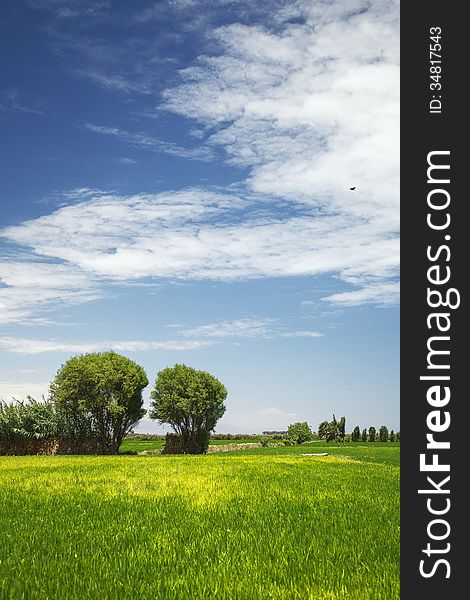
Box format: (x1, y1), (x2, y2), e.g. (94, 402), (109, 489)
(0, 443), (399, 599)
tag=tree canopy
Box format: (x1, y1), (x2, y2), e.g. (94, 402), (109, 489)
(149, 364), (227, 454)
(287, 421), (313, 444)
(318, 415), (346, 443)
(49, 351), (148, 454)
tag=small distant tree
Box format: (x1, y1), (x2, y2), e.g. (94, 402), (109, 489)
(288, 421), (313, 445)
(361, 428), (367, 442)
(50, 352), (148, 454)
(337, 416), (346, 443)
(379, 425), (389, 442)
(352, 425), (361, 442)
(318, 420), (330, 440)
(318, 415), (346, 443)
(389, 430), (395, 442)
(149, 364), (227, 454)
(368, 426), (377, 442)
(396, 431), (400, 442)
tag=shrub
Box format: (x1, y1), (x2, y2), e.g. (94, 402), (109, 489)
(287, 422), (313, 445)
(0, 396), (96, 443)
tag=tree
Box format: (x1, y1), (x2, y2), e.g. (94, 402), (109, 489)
(318, 420), (330, 440)
(50, 352), (148, 454)
(352, 425), (361, 442)
(288, 421), (313, 445)
(326, 414), (339, 442)
(318, 415), (346, 443)
(361, 428), (368, 442)
(149, 364), (227, 454)
(337, 416), (346, 443)
(396, 431), (400, 442)
(368, 426), (376, 442)
(389, 430), (395, 442)
(379, 425), (389, 442)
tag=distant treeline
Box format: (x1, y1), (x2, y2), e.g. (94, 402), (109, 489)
(350, 425), (400, 442)
(126, 433), (270, 441)
(318, 417), (399, 442)
(126, 429), (400, 442)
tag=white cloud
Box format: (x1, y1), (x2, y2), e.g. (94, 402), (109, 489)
(0, 337), (213, 355)
(1, 190), (396, 283)
(0, 315), (324, 355)
(323, 281), (400, 307)
(183, 317), (276, 339)
(253, 407), (294, 417)
(0, 260), (102, 325)
(278, 331), (323, 338)
(161, 0), (399, 292)
(183, 317), (323, 339)
(115, 157), (138, 165)
(0, 183), (398, 324)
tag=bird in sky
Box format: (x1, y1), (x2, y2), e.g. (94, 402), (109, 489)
(349, 187), (356, 191)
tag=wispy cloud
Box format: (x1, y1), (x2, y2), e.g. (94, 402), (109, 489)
(253, 407), (296, 418)
(25, 0), (111, 21)
(84, 123), (214, 161)
(0, 90), (43, 115)
(323, 282), (400, 307)
(115, 157), (138, 165)
(182, 317), (323, 340)
(0, 314), (323, 354)
(78, 70), (152, 94)
(0, 337), (213, 355)
(0, 260), (103, 325)
(0, 181), (398, 325)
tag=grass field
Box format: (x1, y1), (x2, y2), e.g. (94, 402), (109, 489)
(0, 443), (399, 599)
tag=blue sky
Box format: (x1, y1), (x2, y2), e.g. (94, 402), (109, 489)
(0, 0), (399, 434)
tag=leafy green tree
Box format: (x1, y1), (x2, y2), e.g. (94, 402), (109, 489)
(318, 415), (346, 443)
(318, 420), (330, 440)
(368, 426), (376, 442)
(50, 352), (148, 454)
(337, 416), (346, 443)
(352, 425), (361, 442)
(361, 428), (368, 442)
(389, 430), (395, 442)
(288, 421), (313, 445)
(149, 364), (227, 454)
(379, 425), (389, 442)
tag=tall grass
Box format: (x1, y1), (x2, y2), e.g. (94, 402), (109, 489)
(0, 397), (97, 442)
(0, 446), (399, 599)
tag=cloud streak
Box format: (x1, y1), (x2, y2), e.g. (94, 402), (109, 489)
(0, 315), (323, 354)
(84, 123), (214, 161)
(182, 317), (323, 340)
(0, 337), (213, 355)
